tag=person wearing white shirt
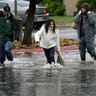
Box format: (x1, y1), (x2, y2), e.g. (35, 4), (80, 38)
(35, 19), (60, 68)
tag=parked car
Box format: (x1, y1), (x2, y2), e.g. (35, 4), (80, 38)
(0, 0), (49, 28)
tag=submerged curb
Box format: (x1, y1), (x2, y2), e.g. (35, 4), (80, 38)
(12, 45), (78, 53)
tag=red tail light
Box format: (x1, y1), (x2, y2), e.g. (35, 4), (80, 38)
(25, 9), (29, 16)
(43, 8), (48, 14)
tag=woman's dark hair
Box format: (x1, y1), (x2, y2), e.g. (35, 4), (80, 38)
(45, 18), (56, 33)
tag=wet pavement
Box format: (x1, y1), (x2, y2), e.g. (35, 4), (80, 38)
(32, 27), (77, 39)
(0, 50), (96, 96)
(1, 28), (96, 96)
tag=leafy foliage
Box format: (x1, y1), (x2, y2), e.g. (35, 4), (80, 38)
(76, 0), (96, 12)
(40, 0), (65, 16)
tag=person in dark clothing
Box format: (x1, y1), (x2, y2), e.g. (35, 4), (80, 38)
(73, 2), (96, 61)
(0, 5), (19, 66)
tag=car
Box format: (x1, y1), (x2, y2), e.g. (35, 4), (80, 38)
(0, 0), (49, 28)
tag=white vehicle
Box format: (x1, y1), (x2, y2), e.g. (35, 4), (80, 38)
(0, 0), (49, 28)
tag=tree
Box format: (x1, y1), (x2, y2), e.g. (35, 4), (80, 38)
(76, 0), (96, 12)
(36, 0), (42, 4)
(22, 0), (36, 46)
(40, 0), (65, 16)
(22, 0), (42, 46)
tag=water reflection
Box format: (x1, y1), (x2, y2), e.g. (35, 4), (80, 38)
(0, 67), (20, 96)
(0, 65), (63, 96)
(79, 69), (96, 95)
(1, 61), (96, 96)
(16, 68), (63, 96)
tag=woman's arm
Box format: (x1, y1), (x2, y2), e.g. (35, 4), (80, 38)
(35, 25), (45, 42)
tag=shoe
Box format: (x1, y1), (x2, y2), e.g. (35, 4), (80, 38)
(50, 62), (56, 68)
(93, 56), (96, 61)
(91, 53), (96, 60)
(41, 63), (51, 69)
(5, 60), (13, 65)
(80, 61), (85, 64)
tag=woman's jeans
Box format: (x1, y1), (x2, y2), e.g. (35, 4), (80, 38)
(43, 47), (55, 64)
(0, 40), (13, 64)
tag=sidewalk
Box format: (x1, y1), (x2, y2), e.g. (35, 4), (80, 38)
(12, 45), (78, 53)
(57, 23), (72, 28)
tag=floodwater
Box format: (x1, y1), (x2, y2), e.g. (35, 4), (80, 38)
(0, 27), (96, 96)
(0, 50), (96, 96)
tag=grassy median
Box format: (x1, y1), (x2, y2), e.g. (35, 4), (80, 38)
(50, 16), (74, 25)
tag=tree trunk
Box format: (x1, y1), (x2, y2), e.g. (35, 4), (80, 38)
(22, 0), (37, 45)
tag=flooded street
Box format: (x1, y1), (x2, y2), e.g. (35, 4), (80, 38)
(0, 28), (96, 96)
(0, 50), (96, 96)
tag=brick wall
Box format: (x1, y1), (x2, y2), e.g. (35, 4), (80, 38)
(63, 0), (78, 15)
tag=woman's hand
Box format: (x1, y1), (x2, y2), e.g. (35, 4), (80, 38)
(35, 42), (40, 48)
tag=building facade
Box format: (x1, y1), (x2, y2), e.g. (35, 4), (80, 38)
(63, 0), (78, 15)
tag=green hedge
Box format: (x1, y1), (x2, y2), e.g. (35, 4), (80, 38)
(40, 0), (65, 16)
(76, 0), (96, 12)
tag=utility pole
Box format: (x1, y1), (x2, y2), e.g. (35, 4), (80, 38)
(14, 0), (17, 17)
(14, 0), (23, 42)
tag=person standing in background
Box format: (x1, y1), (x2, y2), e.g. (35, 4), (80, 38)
(73, 2), (96, 62)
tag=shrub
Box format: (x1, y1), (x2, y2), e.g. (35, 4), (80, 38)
(40, 0), (65, 16)
(76, 0), (96, 12)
